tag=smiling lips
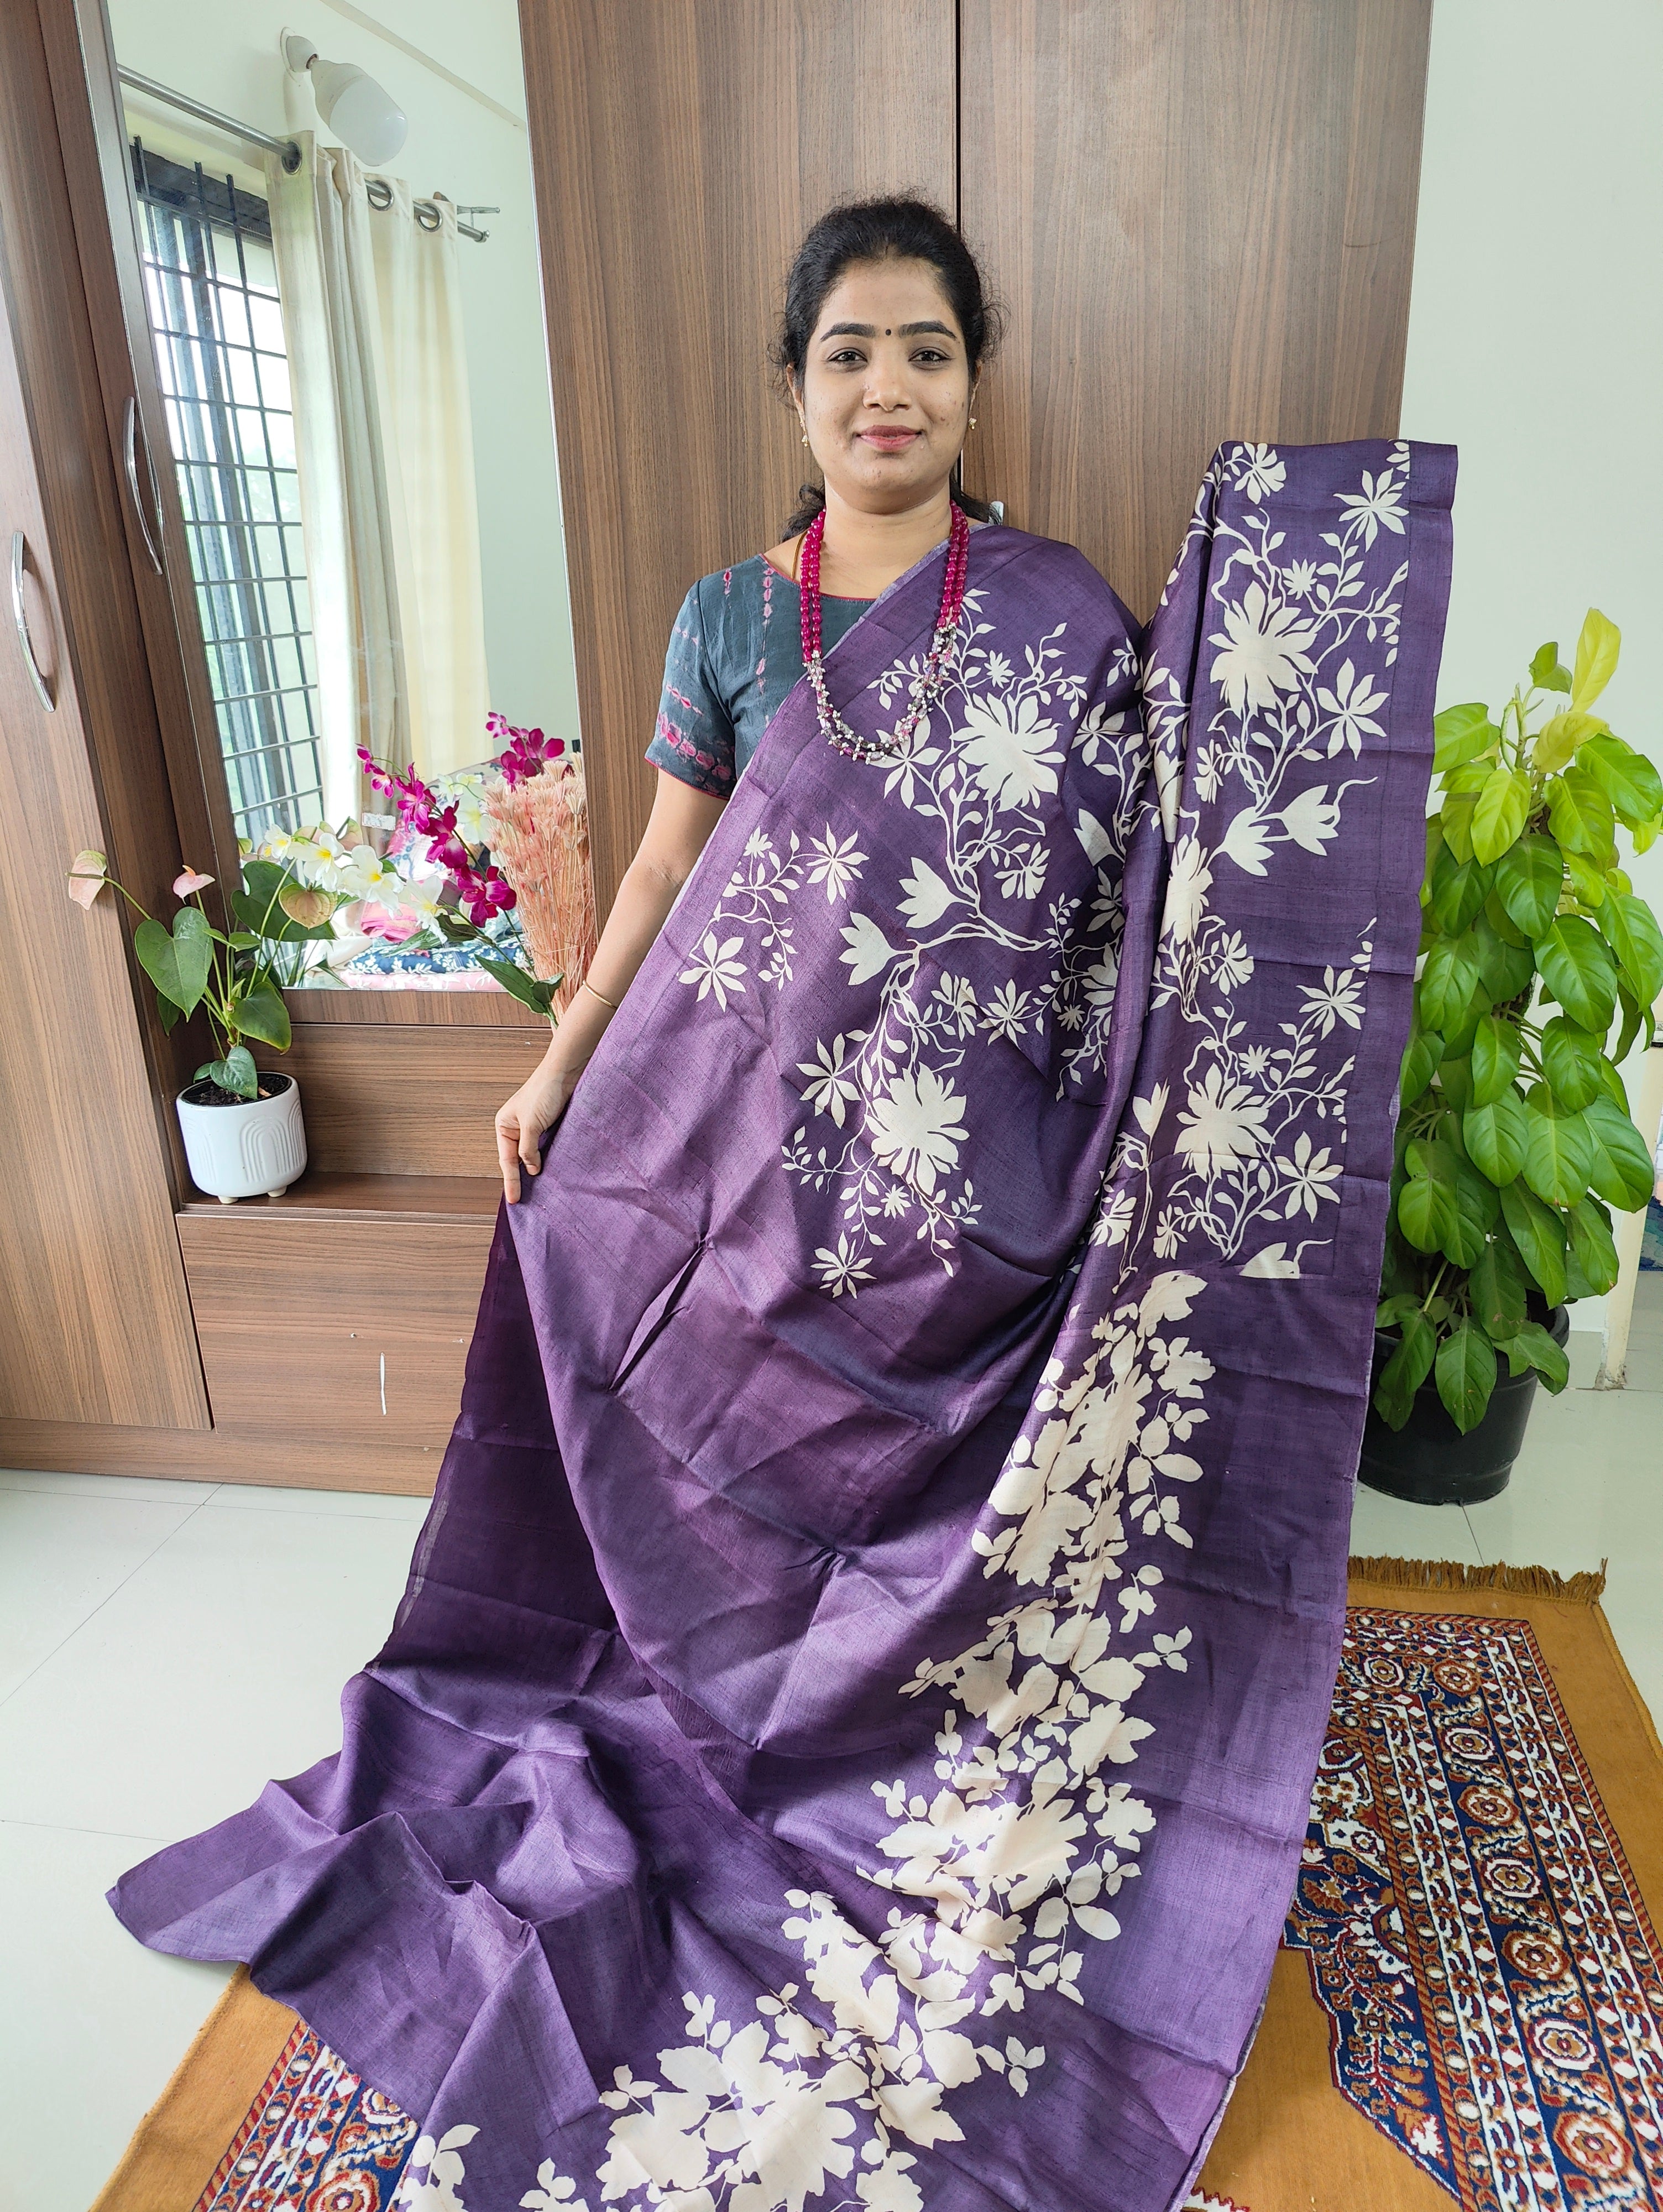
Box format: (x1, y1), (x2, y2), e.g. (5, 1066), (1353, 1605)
(861, 427), (919, 448)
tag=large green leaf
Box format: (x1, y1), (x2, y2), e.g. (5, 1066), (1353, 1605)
(1547, 766), (1616, 862)
(1373, 1309), (1437, 1430)
(1520, 1085), (1593, 1207)
(1400, 1027), (1444, 1105)
(1578, 733), (1663, 827)
(1534, 915), (1618, 1035)
(1597, 890), (1663, 1006)
(1582, 1094), (1656, 1211)
(1494, 834), (1564, 940)
(1436, 1323), (1498, 1433)
(1532, 708), (1607, 775)
(1463, 1089), (1528, 1185)
(1469, 1013), (1521, 1106)
(1539, 1016), (1604, 1113)
(1571, 606), (1620, 712)
(1470, 766), (1531, 863)
(134, 912), (211, 1017)
(1432, 702), (1499, 772)
(1561, 847), (1607, 908)
(1499, 1181), (1568, 1305)
(1426, 845), (1490, 937)
(1508, 1319), (1570, 1390)
(1441, 794), (1477, 864)
(1566, 1194), (1620, 1294)
(230, 980), (291, 1051)
(1398, 1175), (1458, 1255)
(1471, 909), (1534, 1004)
(1469, 1237), (1527, 1339)
(1419, 935), (1484, 1036)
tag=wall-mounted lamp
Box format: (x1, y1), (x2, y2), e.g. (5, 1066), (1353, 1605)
(282, 30), (407, 164)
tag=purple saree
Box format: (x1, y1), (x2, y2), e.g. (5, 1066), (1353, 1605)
(113, 438), (1455, 2212)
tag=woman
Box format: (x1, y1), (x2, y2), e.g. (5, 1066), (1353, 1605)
(494, 199), (1014, 1204)
(112, 197), (1455, 2211)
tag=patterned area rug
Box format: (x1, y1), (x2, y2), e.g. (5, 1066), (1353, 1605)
(93, 1564), (1662, 2212)
(1288, 1600), (1663, 2207)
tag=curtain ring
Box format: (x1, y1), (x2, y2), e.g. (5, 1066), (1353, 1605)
(414, 200), (442, 232)
(364, 175), (394, 211)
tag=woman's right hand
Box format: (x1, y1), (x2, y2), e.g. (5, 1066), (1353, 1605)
(495, 1061), (580, 1202)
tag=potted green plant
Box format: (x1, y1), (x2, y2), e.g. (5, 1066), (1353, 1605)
(67, 851), (339, 1201)
(1364, 609), (1663, 1503)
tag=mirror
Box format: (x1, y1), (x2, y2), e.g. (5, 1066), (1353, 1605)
(109, 0), (589, 1002)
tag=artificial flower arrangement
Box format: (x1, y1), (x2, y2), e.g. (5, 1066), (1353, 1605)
(1376, 609), (1663, 1434)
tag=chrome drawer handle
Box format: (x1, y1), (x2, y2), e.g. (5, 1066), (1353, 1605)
(123, 395), (164, 573)
(9, 530), (54, 712)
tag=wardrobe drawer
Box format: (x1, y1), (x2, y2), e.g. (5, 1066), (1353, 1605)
(177, 1209), (494, 1447)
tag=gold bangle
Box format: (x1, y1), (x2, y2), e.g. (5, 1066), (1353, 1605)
(580, 975), (620, 1011)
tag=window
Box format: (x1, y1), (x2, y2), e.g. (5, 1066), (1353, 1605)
(130, 140), (323, 841)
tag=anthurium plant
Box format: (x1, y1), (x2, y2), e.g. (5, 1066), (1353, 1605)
(67, 852), (338, 1101)
(1377, 609), (1663, 1432)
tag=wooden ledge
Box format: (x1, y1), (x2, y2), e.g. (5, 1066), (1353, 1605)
(177, 1170), (501, 1226)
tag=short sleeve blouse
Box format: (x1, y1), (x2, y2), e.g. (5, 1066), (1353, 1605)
(646, 555), (874, 798)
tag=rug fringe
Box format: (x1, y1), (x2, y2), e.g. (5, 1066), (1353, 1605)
(1348, 1554), (1608, 1603)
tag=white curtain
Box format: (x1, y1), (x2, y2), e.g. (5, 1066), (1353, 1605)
(265, 134), (490, 814)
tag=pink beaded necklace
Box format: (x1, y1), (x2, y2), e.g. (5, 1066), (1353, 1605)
(798, 502), (971, 764)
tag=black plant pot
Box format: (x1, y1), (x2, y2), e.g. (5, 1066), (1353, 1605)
(1357, 1304), (1571, 1506)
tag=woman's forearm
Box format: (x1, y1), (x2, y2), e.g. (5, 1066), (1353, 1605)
(541, 771), (728, 1080)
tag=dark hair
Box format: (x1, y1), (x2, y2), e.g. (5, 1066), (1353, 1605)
(768, 194), (1005, 538)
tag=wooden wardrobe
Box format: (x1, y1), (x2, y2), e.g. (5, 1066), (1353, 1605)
(0, 0), (1432, 1493)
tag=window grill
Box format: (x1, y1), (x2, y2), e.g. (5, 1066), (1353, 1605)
(129, 139), (324, 842)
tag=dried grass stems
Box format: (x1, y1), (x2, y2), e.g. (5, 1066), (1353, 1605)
(483, 757), (598, 1013)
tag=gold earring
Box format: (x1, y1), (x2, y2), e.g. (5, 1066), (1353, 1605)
(969, 416), (977, 429)
(802, 430), (809, 445)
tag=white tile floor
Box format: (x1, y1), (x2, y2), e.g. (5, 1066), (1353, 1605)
(1, 1307), (1657, 2212)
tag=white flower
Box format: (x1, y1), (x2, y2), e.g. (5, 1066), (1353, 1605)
(1074, 700), (1133, 768)
(958, 692), (1065, 811)
(678, 931), (747, 1008)
(856, 2156), (924, 2212)
(1279, 785), (1343, 855)
(1232, 442), (1286, 500)
(814, 1234), (875, 1297)
(1219, 808), (1274, 875)
(1160, 839), (1212, 945)
(1207, 583), (1319, 715)
(1336, 468), (1407, 546)
(981, 981), (1032, 1045)
(520, 2164), (589, 2212)
(1316, 659), (1388, 758)
(1174, 1065), (1270, 1179)
(898, 858), (956, 931)
(934, 972), (979, 1035)
(1283, 558), (1320, 598)
(1212, 932), (1253, 992)
(1277, 1132), (1343, 1220)
(806, 825), (867, 903)
(839, 912), (899, 985)
(798, 1035), (862, 1125)
(866, 1067), (968, 1198)
(1299, 964), (1366, 1035)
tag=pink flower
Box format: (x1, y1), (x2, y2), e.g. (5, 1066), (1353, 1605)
(174, 868), (215, 897)
(361, 907), (423, 944)
(66, 848), (108, 909)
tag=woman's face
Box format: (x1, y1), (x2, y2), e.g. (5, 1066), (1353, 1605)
(794, 257), (974, 513)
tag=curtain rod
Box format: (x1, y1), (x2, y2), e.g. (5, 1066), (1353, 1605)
(116, 66), (489, 241)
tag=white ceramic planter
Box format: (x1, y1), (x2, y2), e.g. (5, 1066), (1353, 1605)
(176, 1072), (307, 1201)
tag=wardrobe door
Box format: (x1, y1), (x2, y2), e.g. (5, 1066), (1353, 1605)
(519, 0), (958, 913)
(0, 264), (208, 1428)
(960, 0), (1434, 623)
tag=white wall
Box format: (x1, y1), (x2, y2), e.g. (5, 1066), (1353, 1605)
(1398, 0), (1663, 1323)
(109, 0), (579, 745)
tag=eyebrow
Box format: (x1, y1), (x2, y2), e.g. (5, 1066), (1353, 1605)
(817, 320), (959, 342)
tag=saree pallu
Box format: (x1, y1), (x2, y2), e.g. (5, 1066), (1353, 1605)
(113, 439), (1456, 2212)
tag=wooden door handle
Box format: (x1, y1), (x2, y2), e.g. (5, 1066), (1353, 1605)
(123, 397), (164, 573)
(9, 530), (54, 712)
